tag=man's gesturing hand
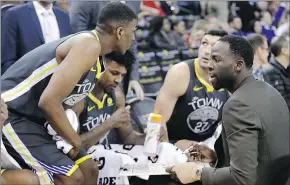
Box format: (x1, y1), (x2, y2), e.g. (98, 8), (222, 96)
(166, 163), (203, 184)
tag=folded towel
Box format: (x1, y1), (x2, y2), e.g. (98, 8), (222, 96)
(88, 142), (193, 183)
(87, 145), (132, 185)
(46, 109), (79, 154)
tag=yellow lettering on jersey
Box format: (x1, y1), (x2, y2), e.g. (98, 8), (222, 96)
(193, 86), (203, 91)
(88, 106), (96, 112)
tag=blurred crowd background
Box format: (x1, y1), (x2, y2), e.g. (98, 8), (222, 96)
(1, 1), (289, 102)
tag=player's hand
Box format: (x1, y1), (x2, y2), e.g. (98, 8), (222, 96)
(166, 163), (203, 184)
(190, 144), (217, 163)
(68, 137), (82, 158)
(110, 105), (131, 128)
(1, 98), (8, 126)
(128, 80), (144, 101)
(175, 139), (198, 152)
(158, 125), (169, 142)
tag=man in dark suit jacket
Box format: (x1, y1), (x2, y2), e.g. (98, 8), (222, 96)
(1, 1), (71, 74)
(167, 35), (290, 185)
(1, 1), (21, 20)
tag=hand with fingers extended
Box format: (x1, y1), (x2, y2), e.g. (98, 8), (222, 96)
(188, 143), (217, 164)
(128, 80), (144, 101)
(175, 139), (199, 152)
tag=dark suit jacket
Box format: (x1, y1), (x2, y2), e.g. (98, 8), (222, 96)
(202, 76), (290, 185)
(1, 2), (71, 74)
(1, 4), (15, 20)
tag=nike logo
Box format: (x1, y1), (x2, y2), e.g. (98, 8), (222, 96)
(88, 106), (95, 111)
(90, 67), (96, 72)
(193, 86), (203, 91)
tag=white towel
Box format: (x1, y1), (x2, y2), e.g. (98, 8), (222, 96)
(87, 145), (133, 185)
(199, 123), (223, 150)
(46, 109), (79, 154)
(87, 142), (193, 183)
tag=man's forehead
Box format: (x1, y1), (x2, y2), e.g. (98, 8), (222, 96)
(107, 62), (127, 72)
(202, 35), (221, 44)
(212, 41), (229, 55)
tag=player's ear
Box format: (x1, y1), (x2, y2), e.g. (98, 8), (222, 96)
(235, 59), (244, 72)
(116, 27), (123, 40)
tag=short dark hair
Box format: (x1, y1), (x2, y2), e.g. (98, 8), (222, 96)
(228, 15), (240, 24)
(247, 33), (267, 53)
(204, 29), (228, 38)
(97, 2), (137, 33)
(271, 36), (289, 57)
(219, 35), (254, 68)
(104, 50), (135, 70)
(149, 16), (166, 34)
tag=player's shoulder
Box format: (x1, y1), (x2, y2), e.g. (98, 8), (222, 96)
(167, 61), (190, 77)
(70, 31), (101, 53)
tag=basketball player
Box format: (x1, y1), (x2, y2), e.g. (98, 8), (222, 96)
(154, 30), (229, 161)
(68, 51), (167, 153)
(1, 2), (137, 185)
(1, 98), (39, 185)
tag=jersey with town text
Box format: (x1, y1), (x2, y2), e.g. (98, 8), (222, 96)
(167, 59), (229, 142)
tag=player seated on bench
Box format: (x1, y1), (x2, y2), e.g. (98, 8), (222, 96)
(68, 51), (168, 156)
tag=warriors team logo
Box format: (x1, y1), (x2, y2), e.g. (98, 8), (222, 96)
(187, 97), (222, 135)
(63, 79), (95, 106)
(107, 98), (114, 106)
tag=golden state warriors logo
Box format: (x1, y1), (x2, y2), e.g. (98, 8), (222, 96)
(187, 96), (223, 135)
(107, 98), (114, 106)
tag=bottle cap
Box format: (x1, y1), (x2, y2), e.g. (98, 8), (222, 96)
(150, 112), (162, 123)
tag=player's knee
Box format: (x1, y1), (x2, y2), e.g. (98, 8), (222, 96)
(91, 161), (99, 178)
(80, 158), (99, 179)
(70, 169), (84, 185)
(20, 170), (40, 185)
(2, 169), (40, 185)
(55, 168), (84, 185)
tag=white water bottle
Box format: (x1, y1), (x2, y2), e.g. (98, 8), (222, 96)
(144, 112), (162, 156)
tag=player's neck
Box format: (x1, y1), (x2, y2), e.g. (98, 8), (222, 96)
(95, 28), (115, 56)
(197, 62), (210, 84)
(92, 84), (105, 101)
(230, 72), (252, 94)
